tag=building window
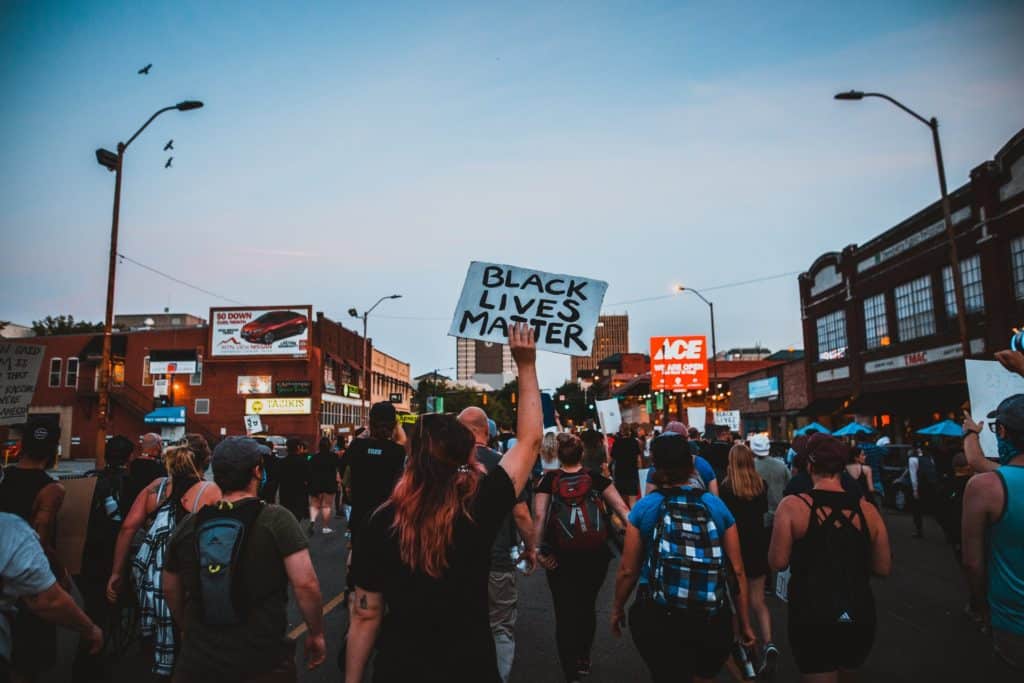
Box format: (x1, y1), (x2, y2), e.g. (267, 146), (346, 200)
(195, 398), (210, 414)
(65, 358), (79, 388)
(142, 356), (152, 386)
(189, 354), (203, 386)
(942, 254), (984, 316)
(112, 361), (125, 387)
(894, 275), (936, 341)
(1012, 237), (1024, 300)
(48, 358), (62, 387)
(815, 310), (847, 361)
(863, 294), (889, 350)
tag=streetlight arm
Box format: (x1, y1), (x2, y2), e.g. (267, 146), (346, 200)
(681, 287), (712, 308)
(124, 106), (178, 150)
(860, 93), (932, 128)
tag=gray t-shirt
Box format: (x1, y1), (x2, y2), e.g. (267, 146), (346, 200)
(754, 455), (791, 523)
(475, 446), (527, 572)
(0, 513), (57, 662)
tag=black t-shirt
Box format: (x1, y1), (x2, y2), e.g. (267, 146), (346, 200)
(475, 446), (529, 572)
(351, 467), (516, 683)
(704, 441), (731, 481)
(121, 457), (166, 516)
(80, 467), (127, 580)
(341, 438), (406, 536)
(610, 437), (640, 481)
(274, 454), (309, 498)
(536, 468), (613, 556)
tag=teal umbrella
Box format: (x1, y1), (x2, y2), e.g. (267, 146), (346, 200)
(832, 421), (876, 437)
(916, 419), (964, 438)
(795, 422), (831, 436)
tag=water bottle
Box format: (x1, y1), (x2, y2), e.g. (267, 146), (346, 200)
(509, 543), (531, 574)
(732, 641), (757, 680)
(104, 495), (122, 522)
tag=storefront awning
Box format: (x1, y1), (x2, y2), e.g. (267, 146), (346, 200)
(144, 406), (186, 425)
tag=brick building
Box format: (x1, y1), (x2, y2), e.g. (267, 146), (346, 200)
(370, 348), (412, 413)
(800, 127), (1024, 439)
(727, 352), (809, 438)
(570, 314), (629, 382)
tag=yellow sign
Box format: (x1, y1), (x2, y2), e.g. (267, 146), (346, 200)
(244, 398), (311, 415)
(398, 413), (418, 425)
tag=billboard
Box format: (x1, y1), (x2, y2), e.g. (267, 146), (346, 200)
(748, 377), (780, 400)
(650, 336), (708, 391)
(209, 306), (312, 359)
(237, 376), (272, 395)
(244, 397), (312, 415)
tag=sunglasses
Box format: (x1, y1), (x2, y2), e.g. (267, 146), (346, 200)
(988, 421), (1001, 434)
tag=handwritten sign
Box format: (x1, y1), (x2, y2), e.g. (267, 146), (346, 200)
(966, 359), (1024, 459)
(0, 342), (45, 425)
(449, 262), (608, 356)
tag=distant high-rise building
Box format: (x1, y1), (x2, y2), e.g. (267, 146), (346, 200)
(456, 338), (515, 390)
(570, 314), (629, 382)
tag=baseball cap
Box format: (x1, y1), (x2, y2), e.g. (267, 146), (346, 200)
(21, 415), (60, 460)
(104, 435), (135, 465)
(664, 421), (688, 436)
(750, 434), (771, 457)
(987, 395), (1024, 432)
(212, 437), (269, 480)
(651, 433), (690, 470)
(805, 433), (848, 470)
(370, 401), (397, 423)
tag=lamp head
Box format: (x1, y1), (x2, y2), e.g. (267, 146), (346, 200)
(95, 148), (118, 172)
(389, 294), (402, 299)
(674, 285), (686, 292)
(176, 100), (204, 111)
(347, 308), (359, 318)
(834, 90), (865, 101)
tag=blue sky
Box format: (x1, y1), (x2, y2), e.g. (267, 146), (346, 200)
(2, 1), (1023, 387)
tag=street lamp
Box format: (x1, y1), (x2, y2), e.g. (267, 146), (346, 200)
(93, 100), (204, 467)
(675, 285), (719, 408)
(349, 295), (402, 422)
(834, 89), (970, 356)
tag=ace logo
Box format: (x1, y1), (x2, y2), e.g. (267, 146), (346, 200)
(650, 335), (708, 391)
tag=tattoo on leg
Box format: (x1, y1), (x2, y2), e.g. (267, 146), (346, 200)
(359, 593), (368, 609)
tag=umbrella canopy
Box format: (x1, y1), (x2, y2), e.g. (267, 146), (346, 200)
(795, 422), (831, 436)
(832, 421), (876, 437)
(916, 419), (964, 438)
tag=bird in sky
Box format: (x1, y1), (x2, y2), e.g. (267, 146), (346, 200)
(165, 157), (173, 169)
(138, 64), (152, 75)
(163, 140), (174, 151)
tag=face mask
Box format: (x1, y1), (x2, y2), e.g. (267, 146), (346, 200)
(997, 436), (1018, 465)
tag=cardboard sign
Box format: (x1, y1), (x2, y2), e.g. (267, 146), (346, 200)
(716, 410), (741, 432)
(966, 359), (1024, 459)
(687, 407), (707, 431)
(0, 342), (45, 425)
(650, 336), (708, 391)
(449, 262), (608, 356)
(55, 476), (97, 576)
(244, 414), (263, 435)
(596, 398), (622, 435)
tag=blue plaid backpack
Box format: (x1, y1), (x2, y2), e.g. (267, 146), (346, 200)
(647, 488), (726, 614)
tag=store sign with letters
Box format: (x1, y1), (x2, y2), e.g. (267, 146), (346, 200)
(864, 343), (970, 375)
(650, 336), (708, 391)
(244, 398), (312, 415)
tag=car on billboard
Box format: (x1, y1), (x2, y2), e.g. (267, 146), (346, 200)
(240, 310), (308, 345)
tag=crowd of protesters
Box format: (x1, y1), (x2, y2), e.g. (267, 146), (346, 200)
(1, 329), (1023, 682)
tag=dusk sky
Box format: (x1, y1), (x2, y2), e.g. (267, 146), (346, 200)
(2, 1), (1023, 388)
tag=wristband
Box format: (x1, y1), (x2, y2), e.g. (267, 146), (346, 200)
(965, 429), (981, 436)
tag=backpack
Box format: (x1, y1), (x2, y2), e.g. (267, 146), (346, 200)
(193, 499), (265, 626)
(545, 471), (609, 553)
(646, 488), (726, 614)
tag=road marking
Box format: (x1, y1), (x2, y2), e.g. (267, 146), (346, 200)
(287, 590), (347, 641)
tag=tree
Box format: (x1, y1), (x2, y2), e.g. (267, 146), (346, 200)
(31, 315), (105, 336)
(553, 381), (596, 426)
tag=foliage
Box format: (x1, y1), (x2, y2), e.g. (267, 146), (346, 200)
(31, 315), (105, 336)
(552, 380), (597, 425)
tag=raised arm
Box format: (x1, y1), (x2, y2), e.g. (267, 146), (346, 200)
(963, 413), (999, 473)
(499, 323), (543, 496)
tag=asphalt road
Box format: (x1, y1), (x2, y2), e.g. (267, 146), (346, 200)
(44, 504), (1019, 682)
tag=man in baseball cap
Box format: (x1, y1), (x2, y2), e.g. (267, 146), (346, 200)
(750, 433), (790, 525)
(646, 422), (719, 496)
(20, 414), (61, 463)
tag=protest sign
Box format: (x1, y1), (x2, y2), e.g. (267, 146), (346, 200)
(244, 414), (263, 435)
(966, 359), (1024, 459)
(449, 262), (608, 356)
(687, 407), (707, 431)
(596, 398), (622, 435)
(650, 336), (708, 391)
(0, 342), (45, 426)
(716, 410), (741, 432)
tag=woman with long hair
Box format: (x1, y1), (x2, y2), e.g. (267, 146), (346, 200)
(540, 432), (560, 472)
(107, 440), (220, 677)
(720, 444), (776, 676)
(534, 432), (630, 682)
(345, 323), (542, 683)
(308, 436), (340, 534)
(845, 446), (875, 503)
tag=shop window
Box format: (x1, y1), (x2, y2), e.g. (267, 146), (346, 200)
(65, 358), (79, 388)
(142, 356), (152, 386)
(1013, 237), (1024, 300)
(942, 254), (984, 316)
(894, 275), (935, 341)
(863, 294), (889, 350)
(190, 354), (203, 386)
(195, 398), (210, 414)
(815, 310), (847, 361)
(48, 358), (62, 387)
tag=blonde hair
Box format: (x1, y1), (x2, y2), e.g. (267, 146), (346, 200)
(163, 445), (204, 492)
(724, 444), (764, 500)
(540, 432), (558, 464)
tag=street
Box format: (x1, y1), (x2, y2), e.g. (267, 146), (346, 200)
(42, 503), (1017, 683)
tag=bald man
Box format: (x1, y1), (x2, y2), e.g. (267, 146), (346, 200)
(458, 407), (536, 683)
(121, 433), (167, 516)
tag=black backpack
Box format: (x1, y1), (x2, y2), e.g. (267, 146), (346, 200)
(193, 499), (265, 626)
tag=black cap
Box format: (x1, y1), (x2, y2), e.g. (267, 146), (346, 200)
(651, 433), (690, 470)
(370, 401), (397, 423)
(105, 435), (135, 466)
(212, 437), (269, 478)
(21, 415), (60, 460)
(988, 394), (1024, 432)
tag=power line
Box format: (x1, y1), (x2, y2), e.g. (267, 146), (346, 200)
(117, 253), (245, 305)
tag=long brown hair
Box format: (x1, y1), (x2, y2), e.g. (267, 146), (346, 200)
(388, 414), (481, 578)
(163, 445), (203, 494)
(724, 444), (764, 500)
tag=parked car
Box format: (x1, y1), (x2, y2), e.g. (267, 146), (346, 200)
(241, 310), (308, 345)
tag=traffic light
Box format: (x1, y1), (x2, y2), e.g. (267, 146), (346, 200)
(564, 403), (570, 411)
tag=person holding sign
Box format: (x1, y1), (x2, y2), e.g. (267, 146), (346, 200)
(345, 323), (543, 683)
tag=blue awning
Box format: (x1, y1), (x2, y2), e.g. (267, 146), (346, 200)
(144, 406), (186, 425)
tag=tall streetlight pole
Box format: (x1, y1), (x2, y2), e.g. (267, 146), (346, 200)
(93, 100), (204, 467)
(676, 285), (719, 410)
(349, 294), (401, 422)
(834, 90), (970, 357)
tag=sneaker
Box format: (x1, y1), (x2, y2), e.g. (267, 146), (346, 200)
(575, 657), (591, 677)
(321, 527), (335, 534)
(760, 642), (779, 679)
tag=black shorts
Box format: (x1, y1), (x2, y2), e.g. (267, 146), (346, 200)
(788, 622), (875, 674)
(629, 595), (732, 682)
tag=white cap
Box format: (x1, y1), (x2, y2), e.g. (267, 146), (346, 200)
(876, 436), (891, 447)
(750, 433), (771, 457)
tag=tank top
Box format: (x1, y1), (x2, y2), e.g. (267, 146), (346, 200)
(991, 465), (1024, 634)
(0, 466), (57, 523)
(789, 489), (875, 626)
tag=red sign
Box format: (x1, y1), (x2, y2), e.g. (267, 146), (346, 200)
(650, 336), (708, 391)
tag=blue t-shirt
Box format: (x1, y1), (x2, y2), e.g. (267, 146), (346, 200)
(645, 456), (716, 490)
(628, 488), (735, 585)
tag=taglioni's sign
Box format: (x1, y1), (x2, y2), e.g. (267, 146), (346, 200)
(448, 262), (608, 356)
